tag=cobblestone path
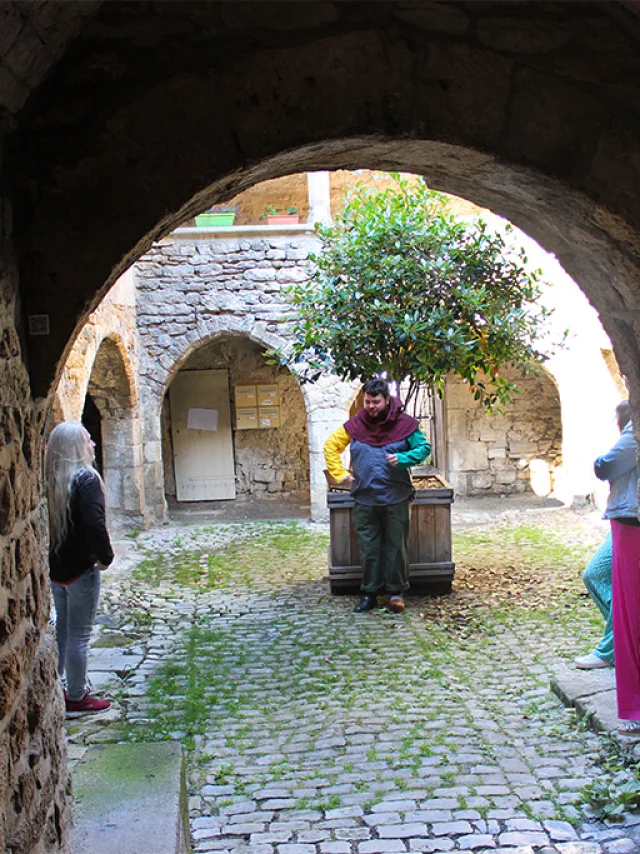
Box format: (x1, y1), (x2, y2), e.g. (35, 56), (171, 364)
(65, 517), (640, 854)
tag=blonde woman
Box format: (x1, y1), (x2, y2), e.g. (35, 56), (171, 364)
(46, 421), (113, 716)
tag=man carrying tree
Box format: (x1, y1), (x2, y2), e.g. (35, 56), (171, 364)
(324, 378), (430, 614)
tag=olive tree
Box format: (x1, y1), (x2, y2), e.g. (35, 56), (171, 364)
(277, 175), (556, 411)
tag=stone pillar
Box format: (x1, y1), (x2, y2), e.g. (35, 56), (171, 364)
(140, 388), (168, 524)
(101, 411), (145, 518)
(307, 171), (332, 226)
(304, 376), (359, 522)
(0, 194), (71, 850)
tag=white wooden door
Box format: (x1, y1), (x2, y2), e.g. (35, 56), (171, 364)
(170, 369), (236, 501)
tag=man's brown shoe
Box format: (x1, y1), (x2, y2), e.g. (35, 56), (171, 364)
(388, 595), (405, 613)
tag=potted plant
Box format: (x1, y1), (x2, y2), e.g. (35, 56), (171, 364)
(195, 205), (238, 227)
(261, 205), (300, 225)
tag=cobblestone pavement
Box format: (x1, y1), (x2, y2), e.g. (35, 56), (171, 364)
(63, 511), (640, 854)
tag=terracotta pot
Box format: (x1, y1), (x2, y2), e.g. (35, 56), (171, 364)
(266, 214), (300, 225)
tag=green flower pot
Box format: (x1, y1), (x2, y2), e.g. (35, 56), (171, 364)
(195, 212), (236, 227)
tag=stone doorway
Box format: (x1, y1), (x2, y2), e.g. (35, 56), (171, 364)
(162, 334), (311, 515)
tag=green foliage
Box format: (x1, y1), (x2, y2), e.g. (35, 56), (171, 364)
(261, 204), (298, 218)
(133, 523), (328, 590)
(582, 764), (640, 820)
(277, 175), (556, 410)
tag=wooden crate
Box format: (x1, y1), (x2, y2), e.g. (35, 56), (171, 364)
(327, 473), (455, 594)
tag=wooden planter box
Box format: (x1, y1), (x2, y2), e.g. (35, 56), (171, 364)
(327, 473), (455, 595)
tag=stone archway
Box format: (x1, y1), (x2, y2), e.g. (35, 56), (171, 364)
(6, 5), (640, 851)
(51, 272), (144, 522)
(8, 2), (640, 412)
(445, 364), (562, 498)
(86, 337), (143, 520)
(161, 334), (310, 509)
(139, 308), (355, 522)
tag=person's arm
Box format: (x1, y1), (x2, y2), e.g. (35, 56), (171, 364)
(324, 426), (352, 482)
(75, 471), (114, 567)
(594, 429), (638, 482)
(394, 428), (431, 469)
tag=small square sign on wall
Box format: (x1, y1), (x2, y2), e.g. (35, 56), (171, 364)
(29, 315), (50, 336)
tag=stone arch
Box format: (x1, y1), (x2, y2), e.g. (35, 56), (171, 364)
(158, 320), (290, 400)
(445, 363), (562, 498)
(140, 311), (356, 522)
(9, 1), (640, 419)
(141, 318), (291, 519)
(85, 335), (144, 519)
(28, 138), (640, 417)
(161, 333), (310, 509)
(8, 8), (640, 849)
(51, 269), (144, 521)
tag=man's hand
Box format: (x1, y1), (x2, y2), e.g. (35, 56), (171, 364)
(341, 474), (355, 485)
(386, 453), (398, 467)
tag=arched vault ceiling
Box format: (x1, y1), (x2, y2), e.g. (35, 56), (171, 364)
(4, 1), (640, 396)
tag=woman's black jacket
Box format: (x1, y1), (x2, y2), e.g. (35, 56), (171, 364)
(49, 469), (114, 584)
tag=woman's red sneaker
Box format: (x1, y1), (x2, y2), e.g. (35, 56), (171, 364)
(65, 693), (110, 718)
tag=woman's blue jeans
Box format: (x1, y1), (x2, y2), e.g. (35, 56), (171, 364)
(51, 567), (101, 702)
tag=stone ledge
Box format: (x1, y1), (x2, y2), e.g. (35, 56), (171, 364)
(70, 742), (189, 854)
(550, 665), (638, 742)
(164, 224), (316, 242)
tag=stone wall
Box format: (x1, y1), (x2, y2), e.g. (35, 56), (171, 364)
(446, 365), (562, 497)
(135, 231), (343, 521)
(135, 228), (573, 512)
(0, 198), (69, 850)
(53, 274), (138, 422)
(52, 271), (144, 522)
(163, 336), (310, 501)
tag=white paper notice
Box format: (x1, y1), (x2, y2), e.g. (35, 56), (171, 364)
(186, 408), (219, 431)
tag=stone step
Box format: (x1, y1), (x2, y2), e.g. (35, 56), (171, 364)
(550, 665), (624, 737)
(70, 742), (188, 854)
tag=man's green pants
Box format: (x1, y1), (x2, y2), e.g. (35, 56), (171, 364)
(353, 500), (411, 594)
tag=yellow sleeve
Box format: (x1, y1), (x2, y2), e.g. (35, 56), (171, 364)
(324, 426), (351, 482)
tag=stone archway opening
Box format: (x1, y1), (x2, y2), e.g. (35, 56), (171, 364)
(161, 334), (310, 518)
(8, 7), (640, 852)
(81, 394), (103, 474)
(446, 363), (563, 499)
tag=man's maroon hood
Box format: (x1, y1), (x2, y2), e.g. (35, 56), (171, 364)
(344, 396), (419, 447)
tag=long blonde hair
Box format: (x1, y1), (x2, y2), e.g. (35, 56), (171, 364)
(45, 421), (100, 553)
